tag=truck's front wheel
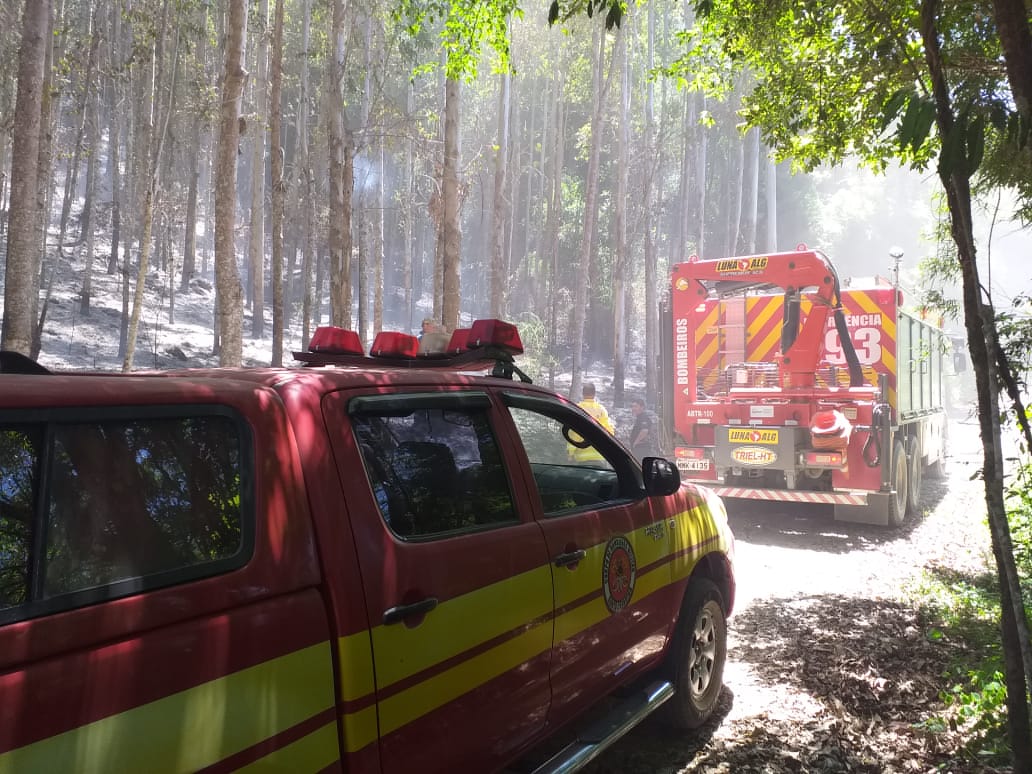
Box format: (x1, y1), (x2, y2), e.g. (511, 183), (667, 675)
(888, 438), (909, 527)
(664, 579), (727, 729)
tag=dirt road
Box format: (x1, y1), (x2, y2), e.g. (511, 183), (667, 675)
(584, 417), (1000, 773)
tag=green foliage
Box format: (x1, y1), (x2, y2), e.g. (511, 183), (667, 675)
(917, 215), (962, 324)
(668, 1), (925, 172)
(396, 0), (524, 80)
(915, 461), (1032, 762)
(915, 566), (1009, 762)
(669, 0), (1027, 197)
(510, 312), (556, 382)
(995, 296), (1032, 397)
(548, 0), (624, 30)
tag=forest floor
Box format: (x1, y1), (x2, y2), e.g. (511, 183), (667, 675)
(581, 416), (1007, 773)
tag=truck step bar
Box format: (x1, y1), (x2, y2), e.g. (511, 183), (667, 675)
(707, 485), (869, 506)
(529, 681), (674, 774)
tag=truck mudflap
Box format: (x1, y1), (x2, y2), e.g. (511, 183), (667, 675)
(706, 485), (869, 506)
(834, 492), (893, 526)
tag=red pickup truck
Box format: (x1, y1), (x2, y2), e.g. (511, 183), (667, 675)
(0, 319), (734, 773)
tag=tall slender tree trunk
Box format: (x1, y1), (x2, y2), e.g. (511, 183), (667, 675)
(489, 59), (511, 319)
(644, 1), (659, 410)
(766, 152), (777, 251)
(182, 116), (201, 292)
(374, 134), (384, 334)
(742, 128), (760, 254)
(249, 0), (269, 340)
(570, 26), (606, 400)
(326, 0), (351, 328)
(269, 0), (285, 365)
(921, 3), (1032, 767)
(441, 76), (462, 331)
(79, 80), (100, 316)
(403, 81), (415, 328)
(728, 125), (745, 254)
(62, 7), (99, 250)
(991, 0), (1032, 122)
(297, 0), (312, 342)
(2, 0), (49, 355)
(544, 61), (565, 390)
(78, 66), (100, 249)
(695, 93), (708, 259)
(30, 2), (57, 360)
(613, 21), (630, 406)
(124, 43), (156, 371)
(107, 1), (122, 277)
(214, 0), (248, 366)
(124, 13), (178, 372)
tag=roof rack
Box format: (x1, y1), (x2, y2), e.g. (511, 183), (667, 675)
(291, 318), (533, 384)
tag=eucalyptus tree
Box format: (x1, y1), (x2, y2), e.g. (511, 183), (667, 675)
(1, 0), (50, 355)
(248, 0), (269, 339)
(269, 0), (286, 365)
(122, 0), (180, 372)
(398, 0), (521, 332)
(568, 23), (611, 402)
(326, 0), (352, 328)
(214, 0), (248, 365)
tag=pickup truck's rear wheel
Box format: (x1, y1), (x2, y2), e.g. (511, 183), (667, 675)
(664, 579), (726, 729)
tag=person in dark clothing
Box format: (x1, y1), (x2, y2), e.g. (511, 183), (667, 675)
(629, 398), (660, 460)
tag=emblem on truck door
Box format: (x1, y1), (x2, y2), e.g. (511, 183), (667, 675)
(603, 536), (637, 613)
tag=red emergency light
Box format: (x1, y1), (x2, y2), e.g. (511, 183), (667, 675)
(370, 331), (419, 358)
(468, 319), (523, 355)
(446, 328), (472, 354)
(308, 326), (364, 356)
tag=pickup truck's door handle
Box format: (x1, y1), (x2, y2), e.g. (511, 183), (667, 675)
(383, 597), (439, 626)
(553, 549), (586, 568)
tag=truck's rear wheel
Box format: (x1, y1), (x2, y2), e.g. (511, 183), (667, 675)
(664, 579), (727, 730)
(906, 437), (922, 515)
(888, 438), (908, 527)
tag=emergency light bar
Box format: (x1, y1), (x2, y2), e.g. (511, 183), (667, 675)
(292, 318), (531, 383)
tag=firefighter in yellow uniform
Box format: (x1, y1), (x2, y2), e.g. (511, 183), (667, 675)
(568, 383), (615, 464)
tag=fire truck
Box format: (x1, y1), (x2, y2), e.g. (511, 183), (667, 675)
(661, 247), (950, 526)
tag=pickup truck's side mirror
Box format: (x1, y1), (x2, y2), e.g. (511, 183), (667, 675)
(643, 456), (681, 496)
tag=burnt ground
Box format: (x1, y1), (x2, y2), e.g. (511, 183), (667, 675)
(582, 418), (1009, 773)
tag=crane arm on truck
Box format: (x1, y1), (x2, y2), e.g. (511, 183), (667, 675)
(673, 249), (865, 399)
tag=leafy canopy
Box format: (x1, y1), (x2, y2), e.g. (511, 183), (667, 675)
(665, 0), (1026, 191)
(396, 0), (524, 80)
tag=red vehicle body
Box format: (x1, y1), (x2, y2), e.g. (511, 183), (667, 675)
(663, 248), (950, 526)
(0, 322), (734, 773)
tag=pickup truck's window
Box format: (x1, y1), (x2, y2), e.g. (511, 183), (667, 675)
(508, 406), (628, 516)
(0, 413), (251, 624)
(352, 405), (516, 539)
(0, 428), (39, 610)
